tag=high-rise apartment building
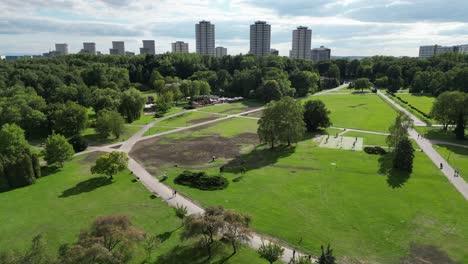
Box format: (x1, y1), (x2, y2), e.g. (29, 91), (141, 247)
(110, 41), (125, 55)
(172, 41), (189, 53)
(290, 26), (312, 60)
(249, 21), (271, 56)
(55, 43), (68, 56)
(140, 40), (155, 55)
(417, 44), (468, 58)
(82, 42), (96, 55)
(215, 46), (227, 57)
(419, 45), (437, 58)
(196, 21), (215, 56)
(311, 46), (331, 62)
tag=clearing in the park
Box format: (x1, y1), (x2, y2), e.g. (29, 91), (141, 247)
(319, 135), (364, 151)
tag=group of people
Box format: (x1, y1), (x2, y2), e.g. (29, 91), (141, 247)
(439, 163), (462, 178)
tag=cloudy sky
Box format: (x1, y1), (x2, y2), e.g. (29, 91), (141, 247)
(1, 0), (468, 57)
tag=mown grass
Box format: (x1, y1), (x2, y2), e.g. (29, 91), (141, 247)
(344, 131), (389, 146)
(415, 126), (468, 147)
(82, 125), (141, 146)
(396, 94), (435, 115)
(304, 94), (398, 132)
(0, 153), (263, 264)
(200, 101), (263, 115)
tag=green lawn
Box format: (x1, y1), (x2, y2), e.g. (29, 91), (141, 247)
(434, 144), (468, 182)
(396, 94), (435, 115)
(0, 153), (263, 264)
(415, 126), (468, 147)
(156, 111), (221, 128)
(143, 126), (178, 136)
(82, 125), (141, 146)
(305, 94), (398, 132)
(141, 124), (468, 263)
(200, 101), (263, 115)
(344, 131), (388, 146)
(131, 114), (155, 125)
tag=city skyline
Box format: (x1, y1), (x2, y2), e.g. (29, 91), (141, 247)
(2, 0), (468, 56)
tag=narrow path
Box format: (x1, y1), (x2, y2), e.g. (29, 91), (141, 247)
(410, 129), (468, 200)
(330, 126), (390, 136)
(377, 90), (426, 126)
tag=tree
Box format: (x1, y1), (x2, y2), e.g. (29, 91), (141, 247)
(354, 78), (371, 92)
(43, 133), (74, 167)
(91, 151), (129, 179)
(431, 91), (466, 131)
(258, 97), (306, 147)
(91, 88), (122, 113)
(0, 235), (53, 264)
(119, 88), (146, 123)
(318, 244), (336, 264)
(326, 64), (340, 81)
(257, 242), (284, 264)
(95, 110), (125, 139)
(257, 80), (283, 103)
(454, 112), (466, 140)
(48, 101), (88, 137)
(68, 134), (88, 152)
(374, 76), (388, 89)
(0, 123), (29, 157)
(59, 215), (145, 264)
(386, 65), (402, 93)
(291, 255), (312, 264)
(142, 234), (160, 262)
(386, 112), (413, 149)
(303, 100), (331, 132)
(393, 137), (415, 172)
(182, 206), (225, 259)
(290, 71), (320, 97)
(222, 210), (252, 255)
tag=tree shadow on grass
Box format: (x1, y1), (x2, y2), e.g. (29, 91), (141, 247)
(59, 176), (112, 198)
(222, 144), (296, 174)
(400, 243), (460, 264)
(378, 153), (410, 188)
(40, 166), (60, 177)
(155, 241), (226, 264)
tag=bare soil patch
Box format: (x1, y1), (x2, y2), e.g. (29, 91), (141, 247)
(130, 133), (259, 168)
(400, 243), (460, 264)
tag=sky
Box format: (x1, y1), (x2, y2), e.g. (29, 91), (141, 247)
(1, 0), (468, 57)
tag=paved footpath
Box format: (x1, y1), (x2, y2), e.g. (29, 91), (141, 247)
(378, 90), (468, 200)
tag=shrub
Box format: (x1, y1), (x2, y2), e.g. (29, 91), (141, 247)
(364, 146), (387, 155)
(174, 170), (228, 190)
(68, 135), (88, 152)
(184, 105), (196, 110)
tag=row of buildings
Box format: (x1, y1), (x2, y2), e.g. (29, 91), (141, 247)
(419, 44), (468, 58)
(15, 20), (331, 62)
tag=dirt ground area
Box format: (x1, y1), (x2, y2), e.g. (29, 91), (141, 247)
(130, 133), (259, 169)
(400, 243), (459, 264)
(243, 110), (263, 118)
(187, 116), (220, 125)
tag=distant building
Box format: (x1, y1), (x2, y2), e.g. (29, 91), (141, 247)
(215, 46), (227, 57)
(250, 21), (271, 56)
(140, 40), (155, 55)
(81, 42), (96, 55)
(110, 41), (125, 55)
(290, 26), (312, 60)
(172, 41), (189, 53)
(270, 49), (279, 56)
(43, 51), (60, 57)
(55, 43), (68, 56)
(311, 46), (331, 62)
(5, 55), (34, 61)
(418, 44), (468, 58)
(196, 21), (215, 56)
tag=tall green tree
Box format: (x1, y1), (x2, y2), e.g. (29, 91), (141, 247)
(48, 101), (88, 137)
(386, 65), (402, 93)
(393, 137), (415, 172)
(386, 112), (413, 148)
(354, 78), (371, 92)
(91, 151), (129, 180)
(290, 71), (320, 97)
(303, 100), (331, 132)
(318, 244), (336, 264)
(95, 110), (125, 139)
(119, 88), (146, 123)
(43, 133), (74, 167)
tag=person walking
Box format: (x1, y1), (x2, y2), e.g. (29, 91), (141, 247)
(440, 163), (443, 170)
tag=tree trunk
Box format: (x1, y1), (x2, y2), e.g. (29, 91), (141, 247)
(231, 240), (237, 254)
(109, 174), (113, 180)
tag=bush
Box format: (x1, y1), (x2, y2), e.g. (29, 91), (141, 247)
(174, 170), (228, 190)
(184, 105), (196, 110)
(68, 135), (88, 152)
(364, 146), (387, 155)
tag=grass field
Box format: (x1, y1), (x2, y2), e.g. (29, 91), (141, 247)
(131, 114), (155, 125)
(0, 153), (263, 264)
(396, 94), (435, 115)
(82, 125), (141, 146)
(134, 117), (468, 263)
(144, 111), (223, 136)
(201, 101), (263, 115)
(434, 144), (468, 182)
(305, 94), (398, 132)
(343, 131), (389, 146)
(415, 126), (468, 147)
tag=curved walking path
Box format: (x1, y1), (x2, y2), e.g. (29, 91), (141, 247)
(378, 90), (468, 200)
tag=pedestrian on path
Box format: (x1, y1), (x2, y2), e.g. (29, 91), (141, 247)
(440, 163), (443, 170)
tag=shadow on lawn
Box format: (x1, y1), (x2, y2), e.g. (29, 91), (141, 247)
(378, 153), (410, 188)
(400, 243), (460, 264)
(155, 241), (232, 264)
(59, 176), (112, 198)
(222, 144), (296, 174)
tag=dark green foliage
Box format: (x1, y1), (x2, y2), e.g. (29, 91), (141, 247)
(393, 138), (415, 173)
(119, 87), (146, 123)
(43, 133), (74, 167)
(454, 113), (466, 140)
(318, 244), (336, 264)
(32, 154), (41, 179)
(354, 78), (371, 92)
(95, 110), (125, 139)
(364, 146), (387, 155)
(257, 242), (284, 264)
(303, 100), (331, 132)
(289, 70), (320, 97)
(174, 170), (228, 190)
(68, 134), (88, 152)
(48, 101), (88, 137)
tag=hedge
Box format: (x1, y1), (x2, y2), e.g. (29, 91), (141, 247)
(364, 146), (387, 155)
(174, 170), (228, 190)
